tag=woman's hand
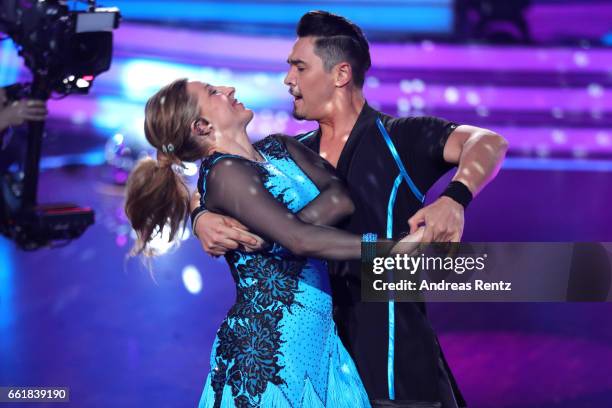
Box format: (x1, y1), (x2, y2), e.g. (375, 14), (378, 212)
(390, 227), (425, 256)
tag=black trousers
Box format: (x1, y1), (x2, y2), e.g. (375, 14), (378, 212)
(330, 272), (466, 406)
(370, 357), (461, 408)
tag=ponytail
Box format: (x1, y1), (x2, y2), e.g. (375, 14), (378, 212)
(124, 157), (190, 256)
(124, 78), (209, 257)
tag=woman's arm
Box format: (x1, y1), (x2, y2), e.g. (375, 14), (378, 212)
(204, 155), (362, 260)
(280, 135), (354, 226)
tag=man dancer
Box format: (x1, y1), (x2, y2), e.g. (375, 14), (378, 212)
(192, 11), (507, 408)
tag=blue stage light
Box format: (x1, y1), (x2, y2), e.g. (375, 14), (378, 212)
(111, 0), (454, 34)
(0, 238), (15, 330)
(0, 40), (20, 86)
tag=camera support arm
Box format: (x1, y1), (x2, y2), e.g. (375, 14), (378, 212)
(22, 74), (51, 210)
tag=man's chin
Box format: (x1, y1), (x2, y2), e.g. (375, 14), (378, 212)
(292, 108), (307, 121)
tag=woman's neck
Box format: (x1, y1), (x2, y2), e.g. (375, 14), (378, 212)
(212, 129), (264, 162)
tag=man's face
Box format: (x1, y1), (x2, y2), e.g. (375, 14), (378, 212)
(284, 36), (335, 121)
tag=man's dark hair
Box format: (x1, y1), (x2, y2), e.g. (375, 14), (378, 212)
(297, 11), (371, 88)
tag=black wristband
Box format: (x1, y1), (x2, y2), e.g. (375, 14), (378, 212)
(190, 206), (207, 228)
(441, 180), (473, 209)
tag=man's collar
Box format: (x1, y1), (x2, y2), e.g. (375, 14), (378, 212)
(312, 101), (376, 142)
(300, 101), (378, 175)
(334, 101), (378, 176)
(350, 101), (378, 137)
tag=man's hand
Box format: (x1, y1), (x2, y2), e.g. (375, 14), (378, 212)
(407, 196), (464, 243)
(190, 188), (266, 256)
(194, 209), (266, 257)
(0, 99), (48, 129)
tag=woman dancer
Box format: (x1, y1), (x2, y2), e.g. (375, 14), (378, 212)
(124, 79), (421, 407)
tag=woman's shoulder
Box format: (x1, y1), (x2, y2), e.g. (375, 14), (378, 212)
(253, 133), (292, 161)
(199, 152), (251, 176)
(197, 152), (260, 198)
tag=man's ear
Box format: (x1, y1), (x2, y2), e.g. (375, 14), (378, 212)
(335, 62), (353, 88)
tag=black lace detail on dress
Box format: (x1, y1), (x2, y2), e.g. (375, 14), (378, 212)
(253, 135), (290, 161)
(211, 255), (305, 407)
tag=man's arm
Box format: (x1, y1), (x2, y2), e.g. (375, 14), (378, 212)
(442, 125), (508, 195)
(190, 190), (264, 256)
(409, 125), (508, 242)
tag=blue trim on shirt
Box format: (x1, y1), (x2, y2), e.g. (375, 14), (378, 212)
(297, 130), (317, 143)
(376, 118), (425, 203)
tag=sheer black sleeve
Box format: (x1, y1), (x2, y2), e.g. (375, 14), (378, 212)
(203, 156), (362, 260)
(279, 135), (354, 226)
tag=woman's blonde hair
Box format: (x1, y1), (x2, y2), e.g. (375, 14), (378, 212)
(124, 79), (210, 256)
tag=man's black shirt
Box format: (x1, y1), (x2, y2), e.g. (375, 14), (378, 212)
(297, 102), (466, 406)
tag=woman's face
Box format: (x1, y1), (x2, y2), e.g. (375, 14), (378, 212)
(186, 81), (253, 134)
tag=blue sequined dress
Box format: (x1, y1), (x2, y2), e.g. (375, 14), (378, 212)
(197, 135), (371, 408)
